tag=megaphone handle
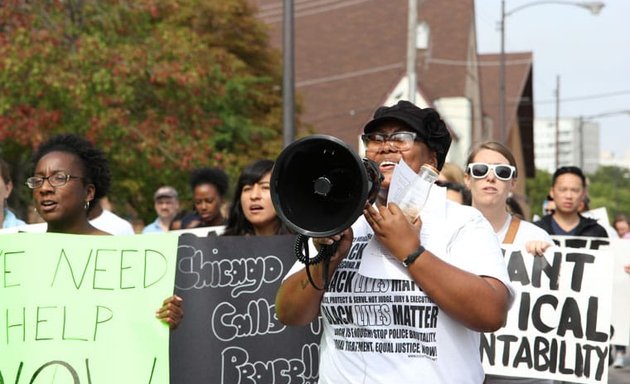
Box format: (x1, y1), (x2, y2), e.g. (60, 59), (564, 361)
(295, 235), (339, 291)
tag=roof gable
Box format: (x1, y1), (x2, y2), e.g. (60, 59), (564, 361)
(253, 0), (477, 147)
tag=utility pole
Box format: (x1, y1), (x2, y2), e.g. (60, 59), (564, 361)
(499, 0), (506, 143)
(499, 1), (604, 147)
(578, 116), (585, 170)
(406, 0), (417, 103)
(555, 75), (560, 169)
(282, 0), (295, 148)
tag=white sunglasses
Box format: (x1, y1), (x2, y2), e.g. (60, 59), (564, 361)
(467, 163), (516, 181)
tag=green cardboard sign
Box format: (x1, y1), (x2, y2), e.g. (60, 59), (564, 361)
(0, 233), (178, 383)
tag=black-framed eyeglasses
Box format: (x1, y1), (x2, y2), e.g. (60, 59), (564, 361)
(26, 172), (84, 189)
(361, 131), (417, 151)
(467, 163), (516, 181)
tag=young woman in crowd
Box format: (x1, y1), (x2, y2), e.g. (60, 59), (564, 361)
(464, 141), (553, 384)
(27, 133), (182, 328)
(223, 159), (289, 236)
(180, 167), (229, 229)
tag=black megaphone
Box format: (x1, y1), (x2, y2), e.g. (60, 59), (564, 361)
(270, 135), (382, 289)
(270, 134), (381, 238)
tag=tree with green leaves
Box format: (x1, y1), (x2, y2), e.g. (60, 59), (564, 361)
(0, 0), (286, 224)
(525, 169), (553, 219)
(587, 165), (630, 222)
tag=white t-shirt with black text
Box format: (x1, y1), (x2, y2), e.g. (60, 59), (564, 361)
(286, 188), (513, 383)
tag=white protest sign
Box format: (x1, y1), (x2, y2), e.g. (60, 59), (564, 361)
(606, 239), (630, 346)
(481, 243), (614, 384)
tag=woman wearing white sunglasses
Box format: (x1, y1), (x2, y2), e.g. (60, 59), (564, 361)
(465, 141), (553, 384)
(465, 142), (553, 254)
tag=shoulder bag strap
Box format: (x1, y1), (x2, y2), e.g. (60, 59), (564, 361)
(502, 216), (521, 245)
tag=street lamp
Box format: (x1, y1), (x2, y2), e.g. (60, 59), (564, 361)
(498, 0), (604, 148)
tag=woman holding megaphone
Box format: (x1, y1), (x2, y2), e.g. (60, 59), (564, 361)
(275, 101), (513, 384)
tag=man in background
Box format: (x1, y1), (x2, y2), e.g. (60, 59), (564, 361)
(533, 166), (627, 371)
(143, 186), (180, 233)
(534, 166), (607, 237)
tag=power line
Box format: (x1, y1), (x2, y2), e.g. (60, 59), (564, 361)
(296, 62), (404, 88)
(295, 61), (630, 106)
(585, 110), (630, 119)
(536, 89), (630, 105)
(429, 57), (533, 66)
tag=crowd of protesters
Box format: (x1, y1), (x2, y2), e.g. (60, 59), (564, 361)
(3, 141), (629, 244)
(1, 103), (629, 380)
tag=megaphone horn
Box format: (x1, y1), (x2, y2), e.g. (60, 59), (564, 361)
(271, 135), (382, 238)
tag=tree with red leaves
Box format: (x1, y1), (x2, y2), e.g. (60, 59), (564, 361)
(0, 0), (288, 224)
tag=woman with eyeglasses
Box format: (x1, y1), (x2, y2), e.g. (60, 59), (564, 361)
(464, 141), (553, 384)
(27, 133), (183, 328)
(276, 101), (513, 383)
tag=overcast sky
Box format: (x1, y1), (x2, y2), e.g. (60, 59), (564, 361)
(475, 0), (630, 158)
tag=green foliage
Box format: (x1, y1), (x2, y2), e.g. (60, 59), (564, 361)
(0, 0), (285, 224)
(525, 169), (552, 218)
(587, 166), (630, 221)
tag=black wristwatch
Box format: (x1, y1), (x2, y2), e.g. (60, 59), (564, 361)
(402, 245), (426, 268)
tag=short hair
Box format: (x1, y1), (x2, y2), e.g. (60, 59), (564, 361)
(189, 167), (229, 197)
(613, 213), (629, 226)
(437, 181), (472, 206)
(439, 162), (465, 184)
(552, 166), (586, 187)
(0, 158), (12, 185)
(466, 141), (518, 177)
(31, 134), (111, 210)
(542, 194), (555, 215)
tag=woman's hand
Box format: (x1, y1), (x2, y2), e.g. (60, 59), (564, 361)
(313, 228), (353, 264)
(313, 233), (342, 248)
(364, 202), (421, 261)
(624, 263), (630, 274)
(156, 295), (183, 329)
(525, 240), (553, 256)
(275, 228), (353, 326)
